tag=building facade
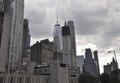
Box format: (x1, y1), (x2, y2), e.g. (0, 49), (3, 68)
(76, 55), (84, 73)
(31, 39), (55, 65)
(62, 21), (76, 68)
(68, 21), (76, 67)
(0, 0), (24, 72)
(83, 48), (98, 77)
(53, 23), (63, 62)
(34, 61), (78, 83)
(62, 22), (72, 67)
(54, 23), (62, 51)
(0, 0), (5, 72)
(104, 57), (118, 74)
(0, 74), (49, 83)
(22, 19), (30, 58)
(93, 50), (100, 77)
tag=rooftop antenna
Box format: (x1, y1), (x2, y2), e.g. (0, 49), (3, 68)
(64, 21), (67, 26)
(56, 10), (58, 24)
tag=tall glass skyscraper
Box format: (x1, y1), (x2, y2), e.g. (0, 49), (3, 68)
(53, 21), (63, 62)
(54, 23), (62, 51)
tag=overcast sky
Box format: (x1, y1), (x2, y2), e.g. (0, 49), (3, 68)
(24, 0), (120, 73)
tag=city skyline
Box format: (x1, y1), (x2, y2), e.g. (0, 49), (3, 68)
(0, 0), (119, 83)
(24, 0), (120, 73)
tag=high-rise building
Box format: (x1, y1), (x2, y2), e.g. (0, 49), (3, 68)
(93, 50), (100, 76)
(62, 21), (76, 67)
(62, 22), (72, 67)
(22, 19), (30, 58)
(104, 57), (118, 74)
(54, 23), (62, 51)
(68, 21), (76, 67)
(0, 0), (5, 72)
(0, 0), (4, 47)
(0, 0), (24, 72)
(83, 48), (98, 77)
(53, 21), (63, 62)
(31, 39), (55, 65)
(0, 0), (4, 12)
(76, 55), (84, 73)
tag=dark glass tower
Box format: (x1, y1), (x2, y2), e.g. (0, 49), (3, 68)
(22, 19), (30, 58)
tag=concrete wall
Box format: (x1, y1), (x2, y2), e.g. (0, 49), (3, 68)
(49, 61), (69, 83)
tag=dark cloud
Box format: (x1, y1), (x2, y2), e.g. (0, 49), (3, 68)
(25, 0), (120, 73)
(25, 0), (120, 50)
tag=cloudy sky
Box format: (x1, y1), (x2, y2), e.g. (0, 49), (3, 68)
(24, 0), (120, 73)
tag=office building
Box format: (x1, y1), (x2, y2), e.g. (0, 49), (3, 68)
(62, 22), (72, 67)
(0, 0), (24, 72)
(93, 50), (100, 76)
(0, 74), (49, 83)
(34, 61), (78, 83)
(22, 19), (30, 58)
(83, 48), (98, 77)
(53, 21), (63, 62)
(54, 21), (62, 51)
(34, 61), (70, 83)
(104, 57), (118, 74)
(0, 0), (5, 72)
(68, 21), (76, 67)
(62, 21), (76, 67)
(76, 55), (84, 73)
(31, 39), (55, 65)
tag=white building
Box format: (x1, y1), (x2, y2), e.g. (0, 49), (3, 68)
(34, 61), (79, 83)
(0, 74), (49, 83)
(53, 22), (63, 62)
(0, 0), (24, 72)
(54, 23), (62, 51)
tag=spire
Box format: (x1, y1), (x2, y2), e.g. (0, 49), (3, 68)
(56, 11), (58, 24)
(64, 21), (67, 26)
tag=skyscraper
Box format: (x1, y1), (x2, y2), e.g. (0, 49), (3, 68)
(0, 0), (4, 47)
(0, 0), (24, 72)
(0, 0), (5, 72)
(76, 55), (84, 73)
(83, 48), (98, 77)
(62, 21), (76, 67)
(93, 50), (100, 77)
(22, 19), (30, 58)
(68, 21), (76, 67)
(53, 21), (63, 62)
(54, 23), (62, 51)
(62, 22), (72, 67)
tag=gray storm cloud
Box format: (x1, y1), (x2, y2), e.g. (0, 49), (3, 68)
(25, 0), (120, 50)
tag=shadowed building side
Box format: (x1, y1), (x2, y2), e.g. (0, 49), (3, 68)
(62, 24), (72, 67)
(0, 0), (6, 72)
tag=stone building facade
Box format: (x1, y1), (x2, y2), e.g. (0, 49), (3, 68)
(31, 39), (55, 65)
